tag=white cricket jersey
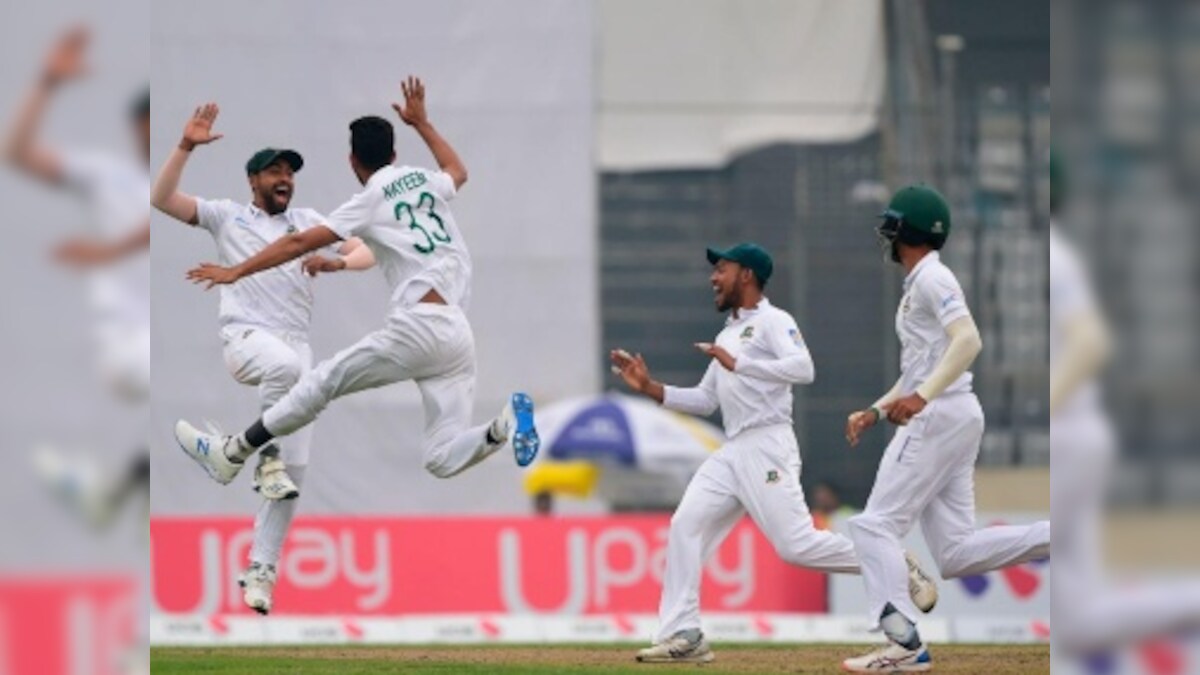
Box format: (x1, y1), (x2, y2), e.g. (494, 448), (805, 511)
(896, 251), (973, 397)
(1049, 224), (1101, 418)
(663, 298), (814, 439)
(324, 165), (471, 310)
(195, 199), (328, 334)
(61, 151), (149, 325)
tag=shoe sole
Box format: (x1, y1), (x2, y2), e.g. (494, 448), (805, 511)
(840, 665), (930, 673)
(510, 393), (540, 467)
(636, 652), (715, 664)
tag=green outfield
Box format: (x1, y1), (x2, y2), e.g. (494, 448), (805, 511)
(151, 643), (1050, 673)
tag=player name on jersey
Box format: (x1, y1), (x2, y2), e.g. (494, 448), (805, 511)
(382, 171), (428, 200)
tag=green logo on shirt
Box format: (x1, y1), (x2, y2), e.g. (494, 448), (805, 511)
(766, 470), (780, 484)
(740, 326), (755, 340)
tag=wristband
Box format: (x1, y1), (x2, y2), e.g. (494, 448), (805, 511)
(868, 406), (882, 423)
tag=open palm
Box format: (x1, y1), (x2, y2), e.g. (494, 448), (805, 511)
(183, 103), (224, 147)
(43, 27), (89, 84)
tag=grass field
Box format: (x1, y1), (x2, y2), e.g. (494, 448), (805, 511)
(151, 643), (1050, 674)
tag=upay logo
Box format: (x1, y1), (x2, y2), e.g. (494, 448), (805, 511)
(152, 516), (828, 616)
(958, 557), (1047, 601)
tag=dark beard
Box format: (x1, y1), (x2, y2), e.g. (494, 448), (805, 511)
(259, 190), (289, 215)
(715, 286), (739, 313)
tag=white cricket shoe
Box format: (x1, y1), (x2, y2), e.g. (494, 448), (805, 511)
(173, 419), (244, 485)
(238, 563), (277, 615)
(635, 630), (715, 664)
(489, 392), (540, 467)
(31, 446), (118, 529)
(841, 642), (932, 672)
(252, 455), (300, 501)
(906, 551), (939, 613)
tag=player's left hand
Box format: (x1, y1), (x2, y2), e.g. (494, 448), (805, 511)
(392, 76), (428, 127)
(52, 238), (115, 268)
(882, 393), (927, 426)
(186, 263), (240, 289)
(302, 255), (346, 276)
(695, 342), (736, 371)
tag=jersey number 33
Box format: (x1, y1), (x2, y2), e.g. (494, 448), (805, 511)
(395, 191), (450, 255)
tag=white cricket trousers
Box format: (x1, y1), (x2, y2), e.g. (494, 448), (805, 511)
(848, 391), (1051, 627)
(261, 303), (498, 479)
(222, 325), (315, 567)
(656, 425), (860, 641)
(1052, 410), (1200, 652)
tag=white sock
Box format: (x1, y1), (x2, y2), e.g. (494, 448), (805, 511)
(880, 603), (921, 650)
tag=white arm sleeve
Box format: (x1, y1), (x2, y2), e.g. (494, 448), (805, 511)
(663, 362), (720, 416)
(324, 190), (372, 240)
(872, 378), (904, 410)
(426, 169), (457, 202)
(1050, 310), (1111, 415)
(194, 198), (237, 234)
(915, 315), (983, 401)
(733, 313), (815, 384)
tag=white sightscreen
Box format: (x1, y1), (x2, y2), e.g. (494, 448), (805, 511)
(598, 0), (885, 170)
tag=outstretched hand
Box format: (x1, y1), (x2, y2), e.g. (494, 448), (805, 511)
(43, 26), (89, 86)
(392, 75), (428, 127)
(186, 263), (239, 289)
(610, 349), (652, 394)
(181, 103), (224, 150)
(845, 409), (879, 447)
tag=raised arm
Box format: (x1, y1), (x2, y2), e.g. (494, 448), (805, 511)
(392, 76), (467, 189)
(151, 103), (225, 225)
(3, 27), (89, 184)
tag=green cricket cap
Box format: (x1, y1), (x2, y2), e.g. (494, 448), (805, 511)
(706, 243), (774, 287)
(246, 148), (304, 175)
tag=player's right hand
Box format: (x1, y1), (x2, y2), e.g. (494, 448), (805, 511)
(392, 76), (428, 127)
(42, 26), (89, 86)
(302, 255), (346, 276)
(610, 349), (651, 393)
(181, 103), (224, 150)
(845, 409), (877, 447)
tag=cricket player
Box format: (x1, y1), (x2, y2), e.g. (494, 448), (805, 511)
(173, 77), (539, 503)
(4, 27), (150, 528)
(611, 243), (937, 665)
(840, 185), (1051, 672)
(1049, 154), (1200, 655)
(151, 103), (374, 614)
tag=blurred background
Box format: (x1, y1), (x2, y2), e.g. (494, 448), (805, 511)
(145, 0), (1061, 652)
(0, 0), (148, 672)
